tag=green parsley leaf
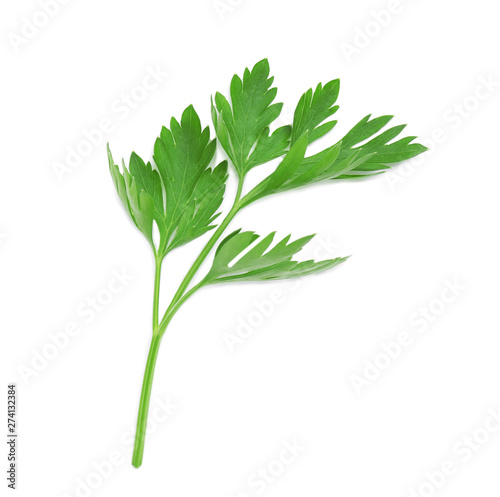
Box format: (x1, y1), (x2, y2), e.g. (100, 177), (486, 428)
(240, 114), (427, 206)
(108, 105), (227, 257)
(211, 58), (288, 177)
(166, 160), (228, 252)
(332, 114), (428, 179)
(291, 79), (340, 145)
(203, 230), (348, 284)
(108, 147), (156, 248)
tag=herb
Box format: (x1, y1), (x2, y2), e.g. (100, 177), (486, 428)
(107, 59), (427, 467)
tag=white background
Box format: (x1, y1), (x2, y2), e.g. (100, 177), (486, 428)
(1, 0), (500, 496)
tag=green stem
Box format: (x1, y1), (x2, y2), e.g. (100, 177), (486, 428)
(152, 256), (162, 331)
(158, 281), (205, 332)
(132, 333), (162, 468)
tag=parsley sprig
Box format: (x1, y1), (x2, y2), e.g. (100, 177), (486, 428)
(107, 59), (427, 467)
